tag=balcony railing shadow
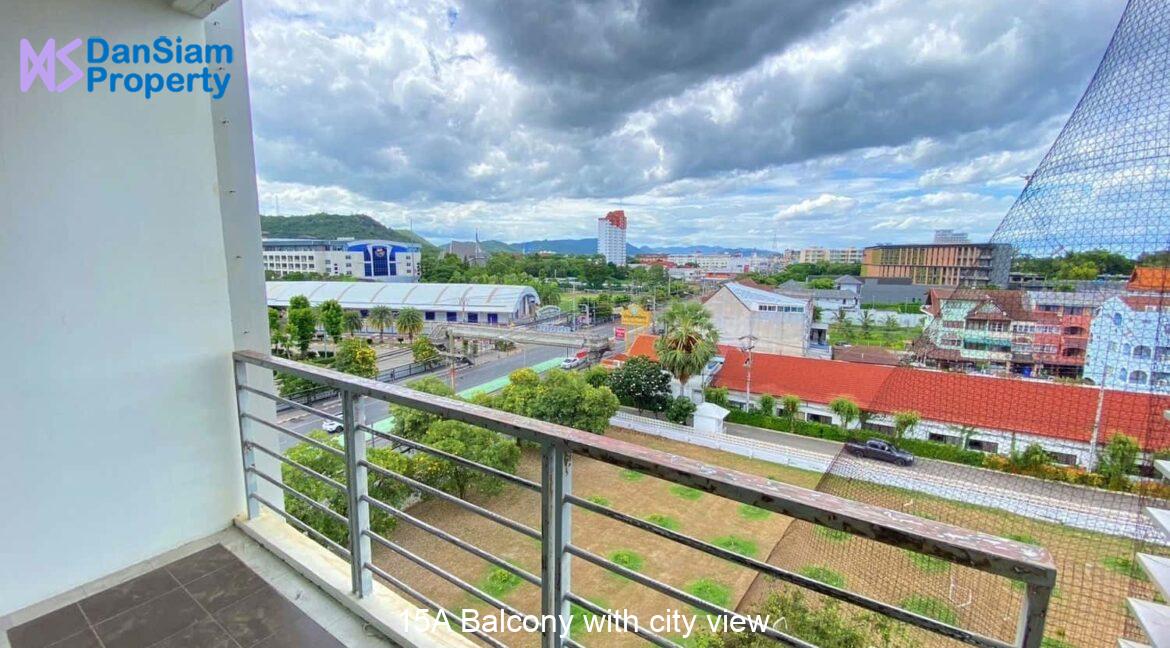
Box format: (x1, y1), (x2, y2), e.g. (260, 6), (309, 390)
(233, 350), (1057, 648)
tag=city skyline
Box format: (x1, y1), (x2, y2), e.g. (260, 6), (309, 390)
(245, 0), (1126, 250)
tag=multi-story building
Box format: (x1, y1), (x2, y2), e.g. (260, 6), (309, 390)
(795, 247), (863, 265)
(596, 209), (627, 265)
(933, 229), (971, 244)
(862, 242), (1011, 287)
(1084, 268), (1170, 393)
(703, 282), (812, 356)
(917, 288), (1107, 378)
(262, 238), (421, 282)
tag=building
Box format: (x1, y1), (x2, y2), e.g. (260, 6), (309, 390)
(855, 277), (942, 305)
(266, 281), (540, 327)
(933, 229), (971, 244)
(703, 282), (812, 356)
(262, 238), (421, 282)
(862, 242), (1011, 287)
(776, 280), (861, 312)
(796, 247), (863, 265)
(623, 335), (1170, 467)
(596, 209), (628, 265)
(442, 240), (488, 267)
(1084, 268), (1170, 393)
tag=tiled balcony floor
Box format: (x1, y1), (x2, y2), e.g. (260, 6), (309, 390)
(2, 529), (398, 648)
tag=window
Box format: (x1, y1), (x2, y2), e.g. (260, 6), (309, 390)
(1133, 346), (1152, 359)
(928, 432), (962, 447)
(488, 313), (499, 324)
(806, 413), (832, 425)
(1153, 372), (1170, 387)
(1049, 452), (1078, 467)
(446, 312), (457, 322)
(1113, 313), (1123, 326)
(468, 313), (479, 323)
(425, 311), (435, 321)
(1131, 370), (1149, 385)
(967, 439), (999, 453)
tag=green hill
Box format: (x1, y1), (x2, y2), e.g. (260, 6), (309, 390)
(260, 213), (435, 250)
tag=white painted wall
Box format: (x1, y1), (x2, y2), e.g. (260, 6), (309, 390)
(0, 0), (270, 614)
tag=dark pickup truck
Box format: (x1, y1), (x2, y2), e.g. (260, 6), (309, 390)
(844, 439), (915, 466)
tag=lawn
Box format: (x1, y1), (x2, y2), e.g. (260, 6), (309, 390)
(828, 322), (922, 349)
(365, 426), (1156, 648)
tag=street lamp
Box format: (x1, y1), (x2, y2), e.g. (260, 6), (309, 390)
(739, 334), (757, 411)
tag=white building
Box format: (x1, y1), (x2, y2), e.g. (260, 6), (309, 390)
(1084, 294), (1170, 393)
(266, 281), (540, 327)
(703, 282), (812, 356)
(262, 238), (421, 282)
(597, 210), (627, 265)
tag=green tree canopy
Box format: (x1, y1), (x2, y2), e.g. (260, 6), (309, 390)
(318, 300), (345, 348)
(655, 301), (719, 390)
(391, 377), (457, 441)
(368, 306), (394, 342)
(289, 294), (311, 310)
(395, 307), (424, 342)
(287, 307), (318, 356)
(1097, 433), (1139, 489)
(343, 310), (364, 337)
(411, 336), (440, 365)
(333, 338), (377, 379)
(607, 356), (672, 412)
(412, 420), (521, 499)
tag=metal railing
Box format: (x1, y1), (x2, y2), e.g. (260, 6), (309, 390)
(232, 350), (1057, 648)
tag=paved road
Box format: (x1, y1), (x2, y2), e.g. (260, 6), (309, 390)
(275, 322), (616, 451)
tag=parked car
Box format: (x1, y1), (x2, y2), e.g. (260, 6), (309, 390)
(321, 420), (343, 434)
(844, 438), (915, 466)
(560, 356), (584, 370)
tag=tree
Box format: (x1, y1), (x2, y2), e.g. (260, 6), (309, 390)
(412, 421), (521, 499)
(781, 395), (802, 433)
(391, 377), (458, 441)
(289, 295), (311, 310)
(487, 368), (619, 434)
(369, 306), (394, 342)
(412, 336), (440, 365)
(607, 356), (672, 413)
(287, 306), (318, 357)
(318, 300), (345, 351)
(829, 397), (860, 433)
(333, 338), (377, 379)
(860, 310), (874, 336)
(343, 310), (364, 337)
(268, 308), (290, 356)
(809, 277), (835, 289)
(758, 394), (776, 416)
(1097, 433), (1140, 489)
(395, 307), (424, 343)
(892, 410), (921, 446)
(666, 396), (696, 424)
(582, 365), (610, 388)
(655, 301), (719, 395)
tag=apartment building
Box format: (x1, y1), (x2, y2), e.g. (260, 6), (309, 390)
(262, 238), (421, 282)
(596, 209), (627, 265)
(862, 242), (1011, 287)
(798, 247), (863, 265)
(1084, 269), (1170, 393)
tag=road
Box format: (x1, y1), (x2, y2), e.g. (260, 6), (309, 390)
(275, 322), (615, 451)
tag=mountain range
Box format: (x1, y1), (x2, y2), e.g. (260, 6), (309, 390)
(447, 238), (774, 256)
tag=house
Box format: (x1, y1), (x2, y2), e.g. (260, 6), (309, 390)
(1084, 293), (1170, 393)
(704, 282), (812, 356)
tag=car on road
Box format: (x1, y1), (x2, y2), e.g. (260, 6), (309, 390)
(560, 356), (584, 370)
(321, 420), (343, 434)
(844, 438), (915, 466)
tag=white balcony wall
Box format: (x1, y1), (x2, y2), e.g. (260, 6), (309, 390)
(0, 0), (270, 615)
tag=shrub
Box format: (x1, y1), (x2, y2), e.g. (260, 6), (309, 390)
(667, 396), (697, 424)
(738, 504), (771, 521)
(900, 595), (957, 625)
(711, 535), (758, 557)
(704, 387), (729, 406)
(758, 394), (776, 416)
(670, 485), (704, 500)
(799, 565), (846, 588)
(646, 514), (681, 531)
(482, 566), (523, 598)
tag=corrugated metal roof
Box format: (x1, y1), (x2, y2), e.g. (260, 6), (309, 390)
(724, 282), (808, 309)
(266, 281), (539, 313)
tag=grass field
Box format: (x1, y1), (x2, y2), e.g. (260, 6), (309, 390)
(366, 427), (1155, 647)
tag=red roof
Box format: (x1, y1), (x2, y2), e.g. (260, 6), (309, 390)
(1129, 267), (1170, 293)
(625, 335), (1170, 448)
(603, 210), (627, 230)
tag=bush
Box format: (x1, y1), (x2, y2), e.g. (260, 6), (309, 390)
(758, 394), (775, 416)
(704, 387), (729, 406)
(667, 396), (697, 424)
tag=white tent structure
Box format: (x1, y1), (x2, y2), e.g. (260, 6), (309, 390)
(267, 281), (540, 326)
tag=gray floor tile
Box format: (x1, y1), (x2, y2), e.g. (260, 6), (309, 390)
(252, 615), (345, 648)
(43, 629), (101, 648)
(6, 605), (88, 648)
(79, 567), (180, 623)
(147, 618), (235, 648)
(166, 546), (241, 585)
(93, 590), (207, 648)
(184, 561), (268, 614)
(213, 586), (303, 647)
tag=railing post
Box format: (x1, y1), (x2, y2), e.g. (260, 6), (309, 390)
(541, 441), (572, 648)
(233, 359), (260, 519)
(343, 390), (373, 597)
(1017, 582), (1053, 648)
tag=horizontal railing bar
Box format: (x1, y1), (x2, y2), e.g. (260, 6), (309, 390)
(564, 593), (675, 648)
(362, 495), (541, 586)
(235, 351), (1055, 586)
(566, 544), (813, 648)
(359, 459), (540, 540)
(566, 495), (1011, 648)
(365, 529), (529, 621)
(249, 467), (349, 526)
(247, 442), (348, 493)
(251, 493), (351, 560)
(360, 423), (541, 492)
(241, 412), (346, 459)
(365, 562), (509, 648)
(238, 384), (343, 424)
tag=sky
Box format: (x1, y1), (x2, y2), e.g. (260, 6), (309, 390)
(243, 0), (1128, 249)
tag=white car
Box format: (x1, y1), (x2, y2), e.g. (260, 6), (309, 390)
(321, 420), (343, 433)
(560, 356), (584, 370)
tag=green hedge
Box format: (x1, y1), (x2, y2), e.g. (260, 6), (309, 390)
(726, 410), (984, 466)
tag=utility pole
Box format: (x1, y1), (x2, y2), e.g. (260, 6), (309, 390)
(739, 333), (757, 411)
(1088, 366), (1108, 469)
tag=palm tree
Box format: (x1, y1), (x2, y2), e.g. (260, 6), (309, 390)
(395, 307), (424, 343)
(860, 310), (874, 336)
(829, 397), (860, 435)
(368, 306), (394, 342)
(654, 301), (719, 398)
(780, 395), (802, 433)
(343, 310), (364, 338)
(893, 410), (921, 447)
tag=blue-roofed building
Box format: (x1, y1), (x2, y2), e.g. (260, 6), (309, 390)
(262, 238), (421, 282)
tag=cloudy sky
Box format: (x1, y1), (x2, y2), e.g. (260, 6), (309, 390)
(243, 0), (1126, 249)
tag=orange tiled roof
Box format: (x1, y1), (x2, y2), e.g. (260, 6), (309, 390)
(1129, 267), (1170, 293)
(624, 335), (1170, 448)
